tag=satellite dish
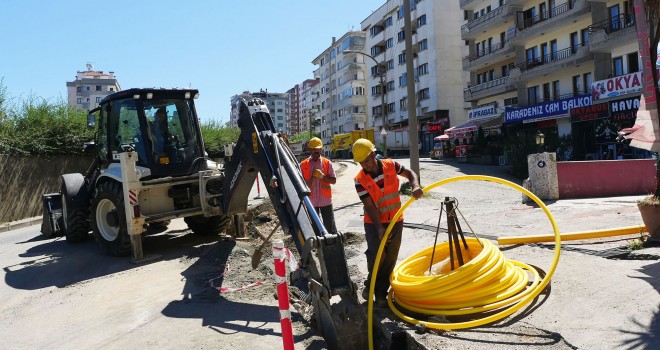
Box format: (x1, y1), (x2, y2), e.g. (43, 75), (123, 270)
(86, 63), (94, 70)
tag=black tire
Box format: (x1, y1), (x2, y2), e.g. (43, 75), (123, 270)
(61, 180), (90, 242)
(90, 181), (131, 256)
(184, 215), (231, 236)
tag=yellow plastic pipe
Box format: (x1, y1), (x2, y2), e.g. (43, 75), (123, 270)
(365, 175), (561, 350)
(498, 225), (647, 245)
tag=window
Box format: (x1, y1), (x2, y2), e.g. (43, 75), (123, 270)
(400, 98), (407, 110)
(384, 16), (393, 27)
(387, 81), (395, 91)
(572, 75), (581, 95)
(418, 88), (430, 100)
(371, 85), (382, 96)
(581, 28), (589, 46)
(527, 86), (540, 104)
(386, 38), (394, 48)
(550, 40), (558, 60)
(583, 73), (592, 93)
(417, 14), (427, 27)
(613, 56), (624, 76)
(526, 46), (539, 66)
(76, 98), (82, 104)
(387, 102), (396, 113)
(543, 83), (551, 101)
(96, 85), (102, 91)
(541, 43), (549, 63)
(502, 64), (510, 77)
(552, 80), (560, 100)
(399, 74), (407, 87)
(627, 52), (639, 73)
(76, 87), (81, 92)
(570, 32), (579, 54)
(398, 53), (406, 64)
(418, 39), (428, 51)
(418, 63), (428, 76)
(500, 32), (506, 45)
(397, 30), (405, 42)
(109, 87), (115, 92)
(387, 59), (394, 70)
(96, 97), (102, 103)
(489, 70), (495, 81)
(609, 4), (620, 32)
(504, 97), (518, 106)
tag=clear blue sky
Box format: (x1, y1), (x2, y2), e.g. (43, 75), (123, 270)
(0, 0), (383, 123)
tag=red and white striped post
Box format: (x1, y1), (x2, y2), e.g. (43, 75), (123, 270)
(273, 239), (294, 350)
(254, 174), (264, 199)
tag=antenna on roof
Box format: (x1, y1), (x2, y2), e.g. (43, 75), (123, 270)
(86, 63), (94, 71)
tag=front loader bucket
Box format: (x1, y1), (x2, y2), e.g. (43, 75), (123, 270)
(40, 193), (63, 238)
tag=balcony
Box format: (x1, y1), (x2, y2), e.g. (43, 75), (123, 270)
(463, 75), (517, 102)
(508, 0), (590, 45)
(519, 44), (593, 81)
(589, 14), (637, 53)
(461, 5), (518, 40)
(462, 40), (516, 71)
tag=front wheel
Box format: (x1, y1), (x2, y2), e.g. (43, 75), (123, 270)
(61, 176), (90, 242)
(90, 181), (131, 256)
(184, 215), (231, 236)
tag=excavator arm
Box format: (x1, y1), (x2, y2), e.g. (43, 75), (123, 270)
(221, 98), (366, 349)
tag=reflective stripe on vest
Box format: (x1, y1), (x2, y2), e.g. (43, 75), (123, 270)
(301, 157), (332, 198)
(355, 159), (402, 224)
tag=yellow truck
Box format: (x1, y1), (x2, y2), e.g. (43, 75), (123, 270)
(330, 129), (375, 159)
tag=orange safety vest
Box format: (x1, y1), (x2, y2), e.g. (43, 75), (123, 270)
(354, 159), (403, 224)
(301, 157), (332, 198)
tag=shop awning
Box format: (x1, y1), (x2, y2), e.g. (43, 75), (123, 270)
(444, 115), (502, 137)
(434, 134), (450, 141)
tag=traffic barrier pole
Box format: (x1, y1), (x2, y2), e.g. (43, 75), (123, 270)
(273, 239), (294, 350)
(254, 174), (264, 199)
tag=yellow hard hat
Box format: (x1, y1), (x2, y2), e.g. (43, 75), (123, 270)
(352, 138), (376, 162)
(309, 137), (323, 149)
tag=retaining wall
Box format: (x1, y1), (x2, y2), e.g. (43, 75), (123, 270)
(557, 159), (656, 198)
(0, 155), (93, 223)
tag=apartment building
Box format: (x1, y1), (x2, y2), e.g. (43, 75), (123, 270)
(66, 64), (121, 111)
(229, 90), (290, 133)
(460, 0), (649, 161)
(361, 0), (467, 153)
(287, 79), (319, 136)
(312, 32), (369, 150)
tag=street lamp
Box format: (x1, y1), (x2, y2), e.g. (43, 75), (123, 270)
(535, 130), (545, 153)
(344, 50), (388, 157)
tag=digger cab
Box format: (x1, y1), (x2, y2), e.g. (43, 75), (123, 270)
(87, 88), (206, 178)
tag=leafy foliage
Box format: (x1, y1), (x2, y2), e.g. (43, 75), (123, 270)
(288, 130), (319, 144)
(200, 120), (240, 158)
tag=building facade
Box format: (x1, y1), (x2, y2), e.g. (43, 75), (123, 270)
(361, 0), (467, 153)
(312, 32), (369, 149)
(229, 90), (290, 133)
(460, 0), (649, 161)
(66, 64), (121, 111)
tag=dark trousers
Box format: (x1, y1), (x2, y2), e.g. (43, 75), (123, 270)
(315, 204), (337, 235)
(364, 221), (403, 299)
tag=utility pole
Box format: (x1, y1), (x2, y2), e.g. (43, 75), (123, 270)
(404, 0), (420, 179)
(344, 50), (388, 157)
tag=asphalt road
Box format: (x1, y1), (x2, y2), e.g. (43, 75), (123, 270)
(1, 157), (659, 350)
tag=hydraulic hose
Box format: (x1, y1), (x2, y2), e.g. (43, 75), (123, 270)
(366, 175), (561, 350)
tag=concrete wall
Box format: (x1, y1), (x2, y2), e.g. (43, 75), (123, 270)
(0, 155), (93, 223)
(557, 159), (656, 198)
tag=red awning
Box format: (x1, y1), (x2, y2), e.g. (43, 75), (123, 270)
(434, 134), (449, 141)
(444, 115), (501, 137)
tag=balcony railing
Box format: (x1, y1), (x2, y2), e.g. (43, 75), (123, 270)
(461, 5), (507, 32)
(464, 40), (509, 61)
(589, 13), (636, 34)
(522, 44), (583, 71)
(519, 1), (571, 30)
(464, 76), (509, 94)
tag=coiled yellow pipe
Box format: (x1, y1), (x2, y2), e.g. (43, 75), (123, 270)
(366, 175), (561, 350)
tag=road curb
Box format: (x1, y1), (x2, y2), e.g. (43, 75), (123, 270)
(1, 216), (42, 233)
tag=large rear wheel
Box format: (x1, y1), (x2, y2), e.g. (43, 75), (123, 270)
(90, 181), (131, 256)
(184, 215), (231, 236)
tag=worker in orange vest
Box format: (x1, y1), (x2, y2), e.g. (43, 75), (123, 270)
(300, 137), (337, 235)
(352, 138), (422, 306)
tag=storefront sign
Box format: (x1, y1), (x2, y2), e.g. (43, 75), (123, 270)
(570, 102), (609, 122)
(468, 104), (496, 119)
(591, 72), (643, 101)
(595, 119), (619, 144)
(427, 123), (443, 132)
(610, 96), (640, 122)
(505, 95), (592, 123)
